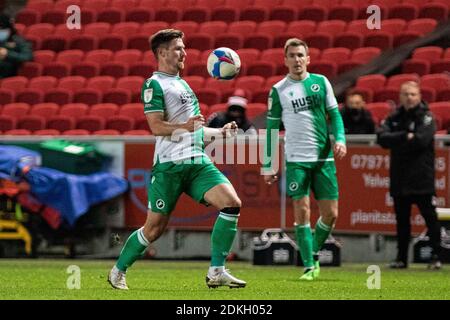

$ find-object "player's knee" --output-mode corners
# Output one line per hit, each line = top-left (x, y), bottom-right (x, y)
(220, 206), (240, 216)
(223, 197), (241, 209)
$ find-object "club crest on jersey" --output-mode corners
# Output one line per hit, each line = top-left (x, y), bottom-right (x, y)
(144, 88), (153, 103)
(311, 84), (320, 92)
(156, 199), (165, 209)
(289, 182), (299, 191)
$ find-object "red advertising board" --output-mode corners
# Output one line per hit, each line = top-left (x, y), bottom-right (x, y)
(125, 142), (449, 235)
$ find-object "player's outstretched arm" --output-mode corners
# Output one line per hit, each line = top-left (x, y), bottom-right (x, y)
(204, 121), (238, 140)
(146, 112), (205, 136)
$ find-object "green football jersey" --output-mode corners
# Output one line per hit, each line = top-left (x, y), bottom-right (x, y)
(142, 71), (204, 164)
(267, 72), (342, 163)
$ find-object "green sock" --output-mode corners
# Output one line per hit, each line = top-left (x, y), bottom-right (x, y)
(313, 217), (332, 253)
(210, 212), (238, 266)
(295, 224), (314, 268)
(116, 227), (149, 272)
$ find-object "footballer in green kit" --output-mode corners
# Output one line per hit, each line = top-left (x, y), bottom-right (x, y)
(108, 29), (246, 290)
(263, 38), (347, 281)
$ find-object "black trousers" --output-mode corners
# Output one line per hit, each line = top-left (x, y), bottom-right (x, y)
(393, 194), (441, 264)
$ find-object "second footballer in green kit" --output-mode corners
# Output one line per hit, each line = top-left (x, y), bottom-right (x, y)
(108, 29), (246, 290)
(263, 38), (347, 281)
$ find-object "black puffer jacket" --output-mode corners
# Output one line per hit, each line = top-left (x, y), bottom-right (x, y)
(377, 101), (436, 197)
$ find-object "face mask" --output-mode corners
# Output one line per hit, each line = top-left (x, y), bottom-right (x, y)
(0, 29), (10, 42)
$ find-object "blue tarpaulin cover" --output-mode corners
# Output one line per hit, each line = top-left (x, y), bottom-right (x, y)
(0, 145), (128, 226)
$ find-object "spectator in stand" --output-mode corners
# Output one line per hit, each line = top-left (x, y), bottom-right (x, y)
(340, 90), (375, 134)
(0, 13), (32, 79)
(207, 89), (256, 134)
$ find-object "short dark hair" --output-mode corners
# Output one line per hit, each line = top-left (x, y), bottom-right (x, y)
(284, 38), (309, 56)
(150, 29), (184, 59)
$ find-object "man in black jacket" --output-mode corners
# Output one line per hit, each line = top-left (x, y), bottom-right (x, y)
(0, 13), (33, 79)
(377, 81), (441, 269)
(341, 90), (375, 134)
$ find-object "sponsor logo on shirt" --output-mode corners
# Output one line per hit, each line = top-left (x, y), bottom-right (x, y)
(290, 94), (322, 113)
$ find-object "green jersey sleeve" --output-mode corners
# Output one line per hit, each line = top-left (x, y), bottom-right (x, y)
(263, 87), (282, 172)
(142, 78), (165, 113)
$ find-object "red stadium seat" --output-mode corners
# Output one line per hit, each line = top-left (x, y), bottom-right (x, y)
(211, 6), (239, 23)
(86, 76), (116, 93)
(304, 33), (333, 50)
(309, 61), (337, 79)
(56, 50), (85, 65)
(186, 62), (210, 77)
(198, 21), (227, 36)
(140, 22), (170, 36)
(375, 19), (406, 36)
(62, 129), (90, 135)
(420, 86), (437, 104)
(98, 35), (126, 52)
(430, 60), (450, 74)
(213, 34), (243, 51)
(89, 103), (119, 119)
(77, 115), (105, 132)
(196, 89), (221, 106)
(59, 103), (89, 119)
(58, 76), (87, 91)
(346, 19), (370, 35)
(239, 7), (269, 23)
(351, 47), (381, 63)
(257, 21), (287, 37)
(374, 88), (400, 104)
(363, 32), (393, 50)
(119, 103), (145, 120)
(328, 5), (357, 22)
(123, 130), (151, 135)
(1, 76), (28, 91)
(102, 88), (131, 105)
(246, 103), (266, 119)
(235, 76), (265, 91)
(333, 32), (364, 50)
(418, 3), (448, 21)
(34, 129), (60, 136)
(42, 62), (71, 78)
(26, 0), (54, 13)
(429, 102), (450, 130)
(129, 63), (155, 79)
(41, 36), (67, 52)
(97, 8), (124, 24)
(407, 19), (438, 35)
(25, 23), (54, 38)
(155, 8), (182, 24)
(286, 20), (317, 36)
(18, 62), (43, 78)
(17, 115), (45, 132)
(73, 89), (102, 105)
(106, 116), (135, 133)
(4, 129), (32, 135)
(356, 74), (387, 91)
(69, 35), (98, 52)
(388, 4), (419, 21)
(100, 62), (128, 78)
(182, 7), (211, 23)
(116, 76), (145, 91)
(224, 0), (253, 8)
(28, 76), (58, 92)
(321, 47), (351, 61)
(246, 61), (277, 77)
(172, 21), (200, 37)
(298, 5), (328, 22)
(30, 103), (59, 118)
(437, 88), (450, 102)
(47, 115), (76, 132)
(316, 20), (346, 36)
(16, 9), (41, 26)
(412, 46), (443, 62)
(393, 31), (422, 48)
(402, 59), (430, 76)
(421, 74), (450, 91)
(125, 7), (154, 23)
(237, 49), (261, 63)
(269, 6), (298, 22)
(0, 115), (17, 132)
(386, 73), (420, 89)
(111, 22), (140, 38)
(127, 35), (152, 51)
(244, 34), (273, 50)
(41, 9), (66, 25)
(204, 78), (235, 92)
(54, 23), (82, 40)
(84, 22), (112, 37)
(44, 89), (73, 105)
(186, 34), (214, 51)
(92, 129), (121, 135)
(33, 50), (55, 65)
(15, 89), (44, 104)
(110, 0), (138, 9)
(0, 89), (15, 105)
(228, 21), (258, 37)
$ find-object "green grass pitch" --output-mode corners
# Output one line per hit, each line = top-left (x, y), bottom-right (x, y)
(0, 259), (449, 300)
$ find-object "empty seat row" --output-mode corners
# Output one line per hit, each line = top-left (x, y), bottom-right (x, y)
(17, 2), (449, 25)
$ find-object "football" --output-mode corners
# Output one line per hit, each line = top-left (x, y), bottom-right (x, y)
(206, 47), (241, 80)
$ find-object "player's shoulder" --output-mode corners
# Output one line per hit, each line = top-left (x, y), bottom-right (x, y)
(309, 72), (329, 83)
(143, 74), (163, 89)
(271, 76), (289, 91)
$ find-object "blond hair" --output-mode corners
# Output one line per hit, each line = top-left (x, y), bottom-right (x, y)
(284, 38), (309, 56)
